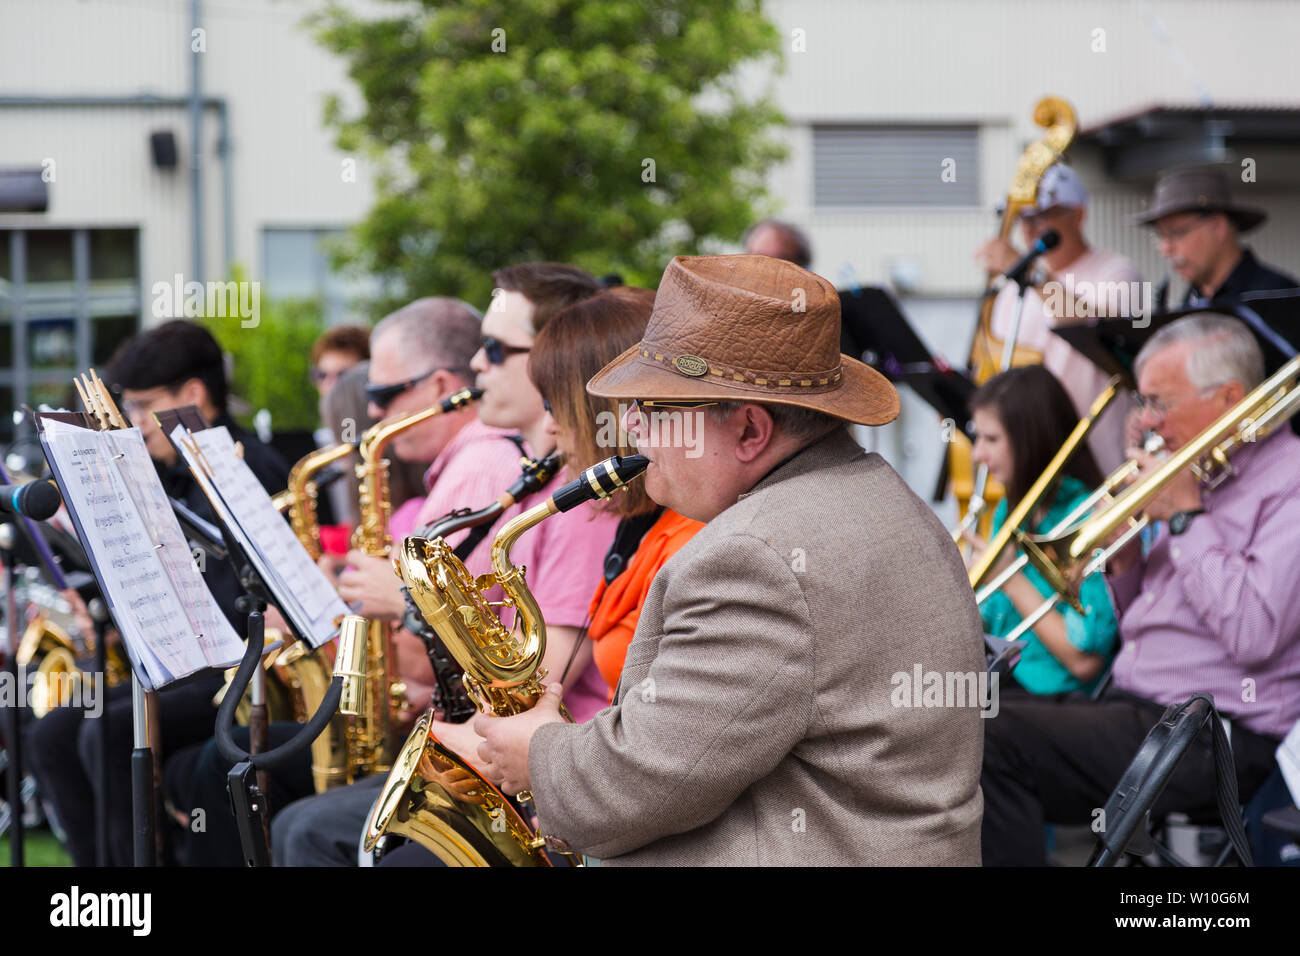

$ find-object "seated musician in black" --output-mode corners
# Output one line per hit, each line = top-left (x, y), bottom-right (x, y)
(1137, 166), (1299, 309)
(23, 320), (288, 866)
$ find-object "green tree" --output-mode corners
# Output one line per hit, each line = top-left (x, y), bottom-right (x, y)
(313, 0), (787, 311)
(202, 275), (328, 431)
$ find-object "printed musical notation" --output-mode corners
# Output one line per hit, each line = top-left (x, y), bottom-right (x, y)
(38, 419), (243, 687)
(173, 424), (346, 649)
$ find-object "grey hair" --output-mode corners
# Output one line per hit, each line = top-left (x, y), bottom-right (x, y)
(705, 400), (846, 442)
(371, 296), (483, 382)
(1133, 313), (1264, 393)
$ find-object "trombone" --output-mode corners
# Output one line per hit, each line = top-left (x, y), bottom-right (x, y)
(967, 377), (1122, 590)
(973, 430), (1164, 642)
(1008, 353), (1300, 630)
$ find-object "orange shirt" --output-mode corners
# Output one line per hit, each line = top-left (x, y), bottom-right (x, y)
(587, 509), (704, 700)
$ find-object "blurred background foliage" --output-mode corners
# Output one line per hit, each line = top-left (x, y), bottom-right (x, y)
(312, 0), (787, 313)
(201, 266), (332, 431)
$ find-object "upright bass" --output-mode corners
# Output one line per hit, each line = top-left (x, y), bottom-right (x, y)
(948, 96), (1077, 534)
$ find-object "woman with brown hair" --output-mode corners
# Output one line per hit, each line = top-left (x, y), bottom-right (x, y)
(528, 286), (704, 699)
(964, 364), (1118, 695)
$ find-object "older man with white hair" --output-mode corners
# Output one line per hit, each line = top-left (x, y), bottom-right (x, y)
(980, 313), (1300, 866)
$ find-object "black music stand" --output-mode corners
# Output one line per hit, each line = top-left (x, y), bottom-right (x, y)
(1052, 288), (1300, 380)
(839, 286), (976, 427)
(158, 406), (344, 867)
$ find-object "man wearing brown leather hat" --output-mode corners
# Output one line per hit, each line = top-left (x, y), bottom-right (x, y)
(475, 254), (986, 866)
(1137, 166), (1298, 308)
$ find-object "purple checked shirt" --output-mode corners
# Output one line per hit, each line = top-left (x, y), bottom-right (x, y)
(1107, 426), (1300, 740)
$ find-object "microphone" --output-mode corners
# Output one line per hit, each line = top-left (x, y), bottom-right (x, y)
(1001, 229), (1060, 285)
(0, 480), (62, 521)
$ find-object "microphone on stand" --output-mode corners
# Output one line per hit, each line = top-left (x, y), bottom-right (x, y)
(982, 230), (1062, 297)
(0, 480), (61, 521)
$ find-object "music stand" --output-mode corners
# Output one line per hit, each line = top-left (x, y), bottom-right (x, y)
(839, 286), (976, 427)
(1052, 289), (1300, 435)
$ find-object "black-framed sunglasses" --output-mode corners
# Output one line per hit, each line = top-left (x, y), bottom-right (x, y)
(481, 336), (531, 365)
(365, 368), (466, 410)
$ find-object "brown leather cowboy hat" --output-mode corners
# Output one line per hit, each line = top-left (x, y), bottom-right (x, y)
(1133, 166), (1267, 233)
(587, 254), (900, 426)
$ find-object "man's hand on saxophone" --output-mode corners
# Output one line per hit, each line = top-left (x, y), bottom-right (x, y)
(337, 548), (408, 620)
(473, 682), (567, 796)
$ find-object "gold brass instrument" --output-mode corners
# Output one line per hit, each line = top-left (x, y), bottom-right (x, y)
(213, 628), (349, 793)
(402, 448), (565, 724)
(276, 442), (359, 559)
(950, 96), (1078, 540)
(968, 377), (1121, 589)
(363, 454), (648, 867)
(974, 431), (1165, 642)
(1010, 354), (1300, 624)
(343, 386), (482, 783)
(17, 610), (129, 718)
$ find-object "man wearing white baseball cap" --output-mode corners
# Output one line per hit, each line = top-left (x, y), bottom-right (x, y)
(974, 162), (1141, 473)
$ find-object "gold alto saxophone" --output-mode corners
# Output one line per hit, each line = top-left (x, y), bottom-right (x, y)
(401, 448), (565, 724)
(275, 442), (360, 559)
(363, 454), (648, 867)
(343, 386), (482, 782)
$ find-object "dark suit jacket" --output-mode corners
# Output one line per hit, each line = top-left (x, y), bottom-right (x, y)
(159, 413), (289, 633)
(529, 429), (985, 865)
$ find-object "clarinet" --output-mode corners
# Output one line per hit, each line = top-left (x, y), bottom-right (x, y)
(399, 449), (564, 723)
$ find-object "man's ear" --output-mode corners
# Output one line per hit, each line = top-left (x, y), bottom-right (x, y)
(176, 377), (207, 410)
(733, 403), (777, 464)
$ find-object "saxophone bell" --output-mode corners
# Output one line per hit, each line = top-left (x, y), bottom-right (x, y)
(364, 454), (648, 865)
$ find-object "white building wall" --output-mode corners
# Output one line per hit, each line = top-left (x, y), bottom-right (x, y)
(2, 0), (1298, 497)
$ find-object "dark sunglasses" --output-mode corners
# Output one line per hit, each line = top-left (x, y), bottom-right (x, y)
(481, 336), (531, 365)
(365, 368), (467, 410)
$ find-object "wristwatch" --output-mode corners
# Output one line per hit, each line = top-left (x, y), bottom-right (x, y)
(1169, 509), (1204, 535)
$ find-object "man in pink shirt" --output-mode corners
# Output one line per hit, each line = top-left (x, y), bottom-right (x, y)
(274, 263), (617, 866)
(980, 314), (1300, 865)
(976, 163), (1142, 472)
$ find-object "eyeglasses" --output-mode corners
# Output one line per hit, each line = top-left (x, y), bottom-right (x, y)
(120, 386), (181, 419)
(1153, 215), (1212, 246)
(1130, 383), (1226, 419)
(542, 398), (551, 413)
(481, 336), (531, 365)
(365, 368), (468, 410)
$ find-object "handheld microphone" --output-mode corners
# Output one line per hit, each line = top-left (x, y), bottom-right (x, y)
(0, 480), (62, 521)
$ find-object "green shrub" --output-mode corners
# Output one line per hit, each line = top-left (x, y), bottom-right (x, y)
(202, 284), (329, 432)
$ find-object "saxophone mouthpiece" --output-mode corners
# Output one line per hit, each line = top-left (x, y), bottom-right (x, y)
(334, 614), (369, 716)
(552, 455), (649, 513)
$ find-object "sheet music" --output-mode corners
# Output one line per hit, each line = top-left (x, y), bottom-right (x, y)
(102, 429), (243, 668)
(39, 419), (211, 687)
(171, 424), (347, 649)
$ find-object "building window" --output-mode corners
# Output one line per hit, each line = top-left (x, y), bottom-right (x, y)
(262, 227), (374, 326)
(813, 125), (980, 207)
(0, 228), (141, 444)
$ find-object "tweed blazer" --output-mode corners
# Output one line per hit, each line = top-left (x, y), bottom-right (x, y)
(529, 429), (985, 865)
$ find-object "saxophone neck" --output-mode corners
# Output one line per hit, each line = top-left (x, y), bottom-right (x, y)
(490, 499), (560, 581)
(358, 388), (482, 464)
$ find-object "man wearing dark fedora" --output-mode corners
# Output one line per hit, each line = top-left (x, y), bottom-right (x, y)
(1137, 166), (1298, 308)
(474, 254), (986, 865)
